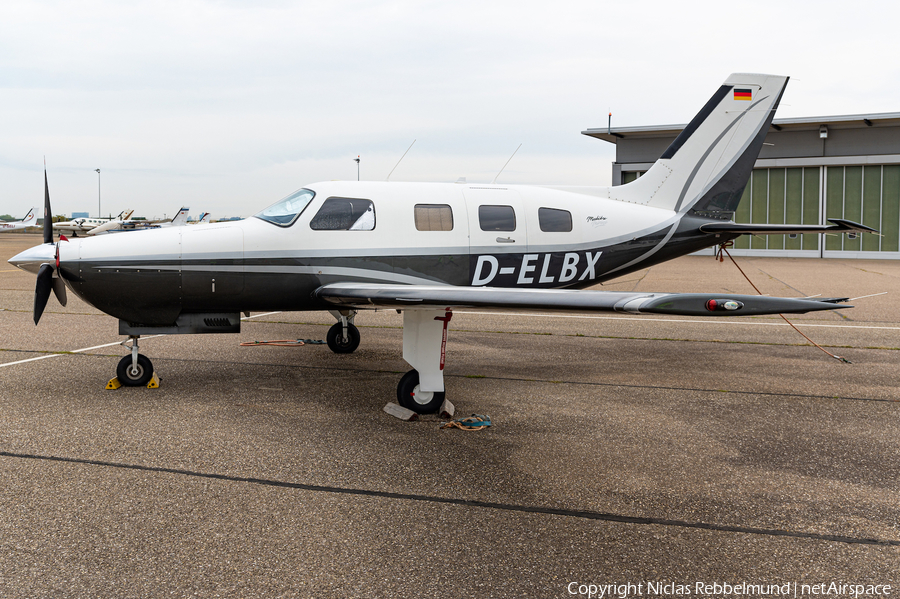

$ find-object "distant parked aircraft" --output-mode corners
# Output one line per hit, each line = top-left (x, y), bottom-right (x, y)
(87, 207), (193, 235)
(53, 210), (134, 237)
(0, 208), (37, 232)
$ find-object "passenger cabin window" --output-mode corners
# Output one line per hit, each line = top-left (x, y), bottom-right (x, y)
(309, 197), (375, 231)
(538, 208), (572, 232)
(254, 188), (315, 227)
(415, 204), (453, 231)
(478, 205), (516, 232)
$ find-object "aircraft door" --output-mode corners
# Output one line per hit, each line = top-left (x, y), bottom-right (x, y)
(463, 188), (530, 287)
(181, 226), (245, 307)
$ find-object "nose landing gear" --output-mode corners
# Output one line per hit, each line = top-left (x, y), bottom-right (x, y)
(114, 335), (155, 387)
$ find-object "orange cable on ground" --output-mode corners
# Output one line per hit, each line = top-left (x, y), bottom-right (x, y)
(240, 339), (305, 347)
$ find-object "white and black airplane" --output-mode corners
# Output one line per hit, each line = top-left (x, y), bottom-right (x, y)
(10, 73), (876, 413)
(87, 206), (193, 235)
(0, 207), (37, 232)
(53, 210), (135, 237)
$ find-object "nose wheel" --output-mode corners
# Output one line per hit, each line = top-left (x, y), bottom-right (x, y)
(115, 354), (154, 387)
(115, 335), (155, 387)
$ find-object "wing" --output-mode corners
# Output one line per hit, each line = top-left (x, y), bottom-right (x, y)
(316, 283), (850, 317)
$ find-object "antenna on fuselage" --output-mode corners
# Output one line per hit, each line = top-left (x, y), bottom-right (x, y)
(385, 140), (415, 182)
(491, 143), (522, 185)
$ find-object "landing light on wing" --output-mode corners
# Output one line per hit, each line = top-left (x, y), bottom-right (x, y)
(705, 299), (742, 312)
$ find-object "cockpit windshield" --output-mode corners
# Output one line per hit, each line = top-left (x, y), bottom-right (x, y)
(254, 188), (315, 226)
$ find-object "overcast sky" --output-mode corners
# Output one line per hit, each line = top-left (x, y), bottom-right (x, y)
(1, 0), (897, 219)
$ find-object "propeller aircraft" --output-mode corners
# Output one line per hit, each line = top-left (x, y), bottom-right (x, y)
(87, 206), (193, 235)
(10, 73), (876, 413)
(53, 210), (134, 237)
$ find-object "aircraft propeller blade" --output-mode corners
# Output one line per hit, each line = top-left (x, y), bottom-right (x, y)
(34, 263), (53, 325)
(42, 168), (53, 244)
(51, 273), (67, 307)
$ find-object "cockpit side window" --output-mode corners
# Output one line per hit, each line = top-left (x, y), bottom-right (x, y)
(310, 197), (376, 231)
(254, 188), (315, 227)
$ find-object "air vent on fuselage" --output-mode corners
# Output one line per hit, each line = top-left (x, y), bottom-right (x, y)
(204, 317), (232, 327)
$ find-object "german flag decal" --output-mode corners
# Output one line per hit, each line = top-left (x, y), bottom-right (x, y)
(734, 88), (752, 101)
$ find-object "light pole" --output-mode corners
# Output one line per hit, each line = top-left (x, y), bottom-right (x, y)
(354, 156), (360, 181)
(95, 168), (101, 218)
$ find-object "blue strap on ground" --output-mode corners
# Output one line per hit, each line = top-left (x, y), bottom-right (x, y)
(441, 414), (491, 430)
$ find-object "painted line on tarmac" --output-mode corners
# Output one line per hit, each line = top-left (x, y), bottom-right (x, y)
(0, 336), (166, 368)
(456, 311), (900, 331)
(0, 311), (282, 369)
(1, 450), (897, 547)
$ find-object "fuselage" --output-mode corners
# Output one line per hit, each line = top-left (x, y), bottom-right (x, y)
(51, 180), (731, 325)
(0, 221), (32, 231)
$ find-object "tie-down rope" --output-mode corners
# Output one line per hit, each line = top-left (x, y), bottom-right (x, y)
(716, 241), (850, 364)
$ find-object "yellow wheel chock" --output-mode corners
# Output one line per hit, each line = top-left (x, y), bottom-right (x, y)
(105, 372), (160, 390)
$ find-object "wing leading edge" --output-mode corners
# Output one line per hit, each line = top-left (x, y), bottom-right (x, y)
(316, 283), (850, 317)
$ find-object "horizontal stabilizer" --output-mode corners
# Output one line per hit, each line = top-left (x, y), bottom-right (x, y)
(699, 218), (877, 236)
(316, 283), (850, 317)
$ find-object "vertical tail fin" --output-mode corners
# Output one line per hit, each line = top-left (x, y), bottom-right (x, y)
(609, 73), (789, 219)
(170, 207), (190, 226)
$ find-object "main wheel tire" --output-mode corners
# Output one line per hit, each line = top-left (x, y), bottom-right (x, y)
(397, 369), (445, 414)
(326, 322), (361, 354)
(116, 354), (154, 387)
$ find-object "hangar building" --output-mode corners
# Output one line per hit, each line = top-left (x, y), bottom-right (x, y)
(584, 113), (900, 259)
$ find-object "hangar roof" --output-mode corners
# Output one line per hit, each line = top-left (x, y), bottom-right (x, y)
(583, 113), (900, 144)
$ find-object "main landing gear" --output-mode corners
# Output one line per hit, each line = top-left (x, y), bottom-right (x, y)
(396, 309), (453, 414)
(397, 369), (445, 413)
(325, 308), (454, 415)
(326, 309), (360, 354)
(111, 311), (457, 410)
(116, 335), (154, 386)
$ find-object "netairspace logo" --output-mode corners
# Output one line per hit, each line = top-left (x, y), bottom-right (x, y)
(565, 581), (893, 598)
